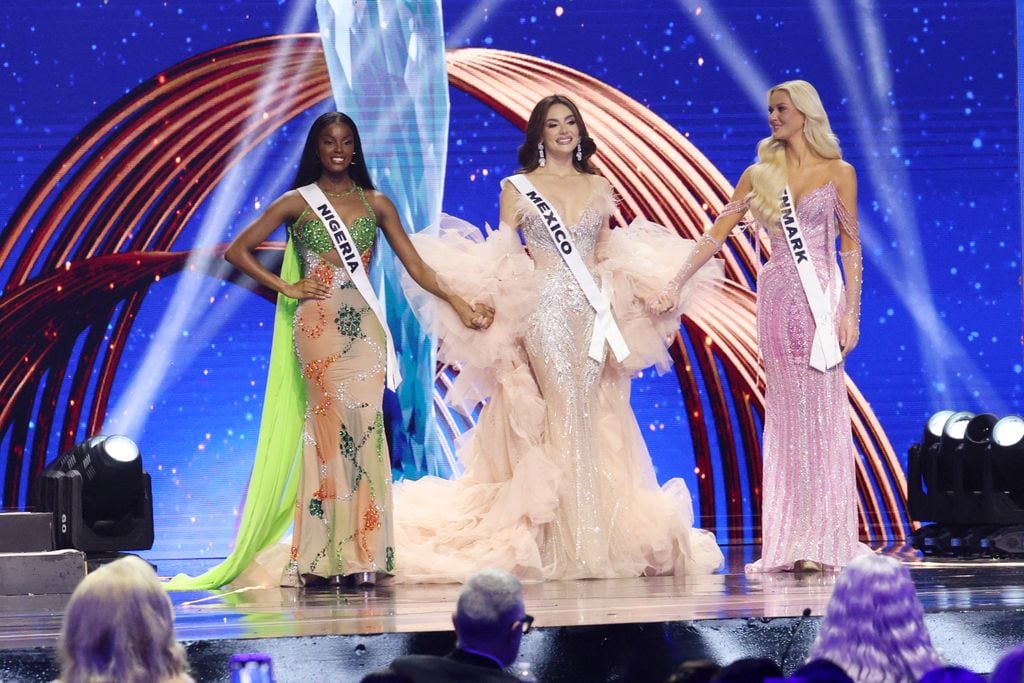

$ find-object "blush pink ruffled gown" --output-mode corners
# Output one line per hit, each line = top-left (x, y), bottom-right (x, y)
(392, 182), (725, 582)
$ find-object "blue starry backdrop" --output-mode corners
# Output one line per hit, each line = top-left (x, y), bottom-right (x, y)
(0, 1), (1019, 558)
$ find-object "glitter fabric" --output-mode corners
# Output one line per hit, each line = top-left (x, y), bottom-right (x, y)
(389, 181), (724, 582)
(518, 189), (611, 574)
(284, 201), (393, 586)
(747, 182), (869, 572)
(290, 186), (378, 256)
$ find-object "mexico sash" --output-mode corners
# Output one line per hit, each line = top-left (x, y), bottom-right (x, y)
(297, 183), (402, 389)
(780, 186), (842, 372)
(506, 174), (630, 363)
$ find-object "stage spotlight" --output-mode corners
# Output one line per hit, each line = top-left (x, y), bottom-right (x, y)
(908, 409), (958, 524)
(992, 415), (1024, 498)
(39, 435), (154, 553)
(961, 413), (998, 492)
(922, 409), (956, 452)
(993, 415), (1024, 449)
(936, 411), (975, 492)
(943, 411), (975, 440)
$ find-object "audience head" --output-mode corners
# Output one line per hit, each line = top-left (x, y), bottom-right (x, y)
(58, 555), (191, 683)
(917, 666), (985, 683)
(791, 658), (854, 683)
(710, 657), (782, 683)
(666, 658), (720, 683)
(991, 644), (1024, 683)
(809, 554), (941, 683)
(453, 568), (529, 668)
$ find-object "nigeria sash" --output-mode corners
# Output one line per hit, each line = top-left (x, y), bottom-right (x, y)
(297, 183), (402, 389)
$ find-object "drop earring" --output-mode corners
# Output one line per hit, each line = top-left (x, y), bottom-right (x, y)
(575, 141), (583, 162)
(537, 142), (546, 168)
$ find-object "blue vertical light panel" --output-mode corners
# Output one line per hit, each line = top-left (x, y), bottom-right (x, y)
(315, 0), (450, 476)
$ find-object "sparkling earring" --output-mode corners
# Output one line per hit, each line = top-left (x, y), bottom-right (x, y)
(575, 141), (583, 162)
(537, 142), (546, 167)
(350, 151), (358, 165)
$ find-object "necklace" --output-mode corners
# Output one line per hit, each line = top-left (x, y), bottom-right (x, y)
(317, 182), (359, 198)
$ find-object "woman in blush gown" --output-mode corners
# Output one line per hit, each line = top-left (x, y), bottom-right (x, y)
(392, 95), (724, 582)
(648, 80), (870, 573)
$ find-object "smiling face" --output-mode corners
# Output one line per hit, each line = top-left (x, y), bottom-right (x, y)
(542, 102), (579, 153)
(317, 122), (356, 174)
(768, 90), (806, 143)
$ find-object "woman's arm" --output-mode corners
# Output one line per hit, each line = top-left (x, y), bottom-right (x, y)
(372, 192), (493, 330)
(646, 167), (754, 314)
(224, 192), (331, 301)
(834, 161), (861, 356)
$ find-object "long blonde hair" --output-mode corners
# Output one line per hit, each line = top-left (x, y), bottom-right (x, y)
(747, 80), (842, 226)
(58, 556), (190, 683)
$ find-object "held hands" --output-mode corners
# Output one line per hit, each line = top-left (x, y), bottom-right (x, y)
(453, 297), (495, 331)
(644, 286), (680, 316)
(282, 278), (331, 301)
(839, 312), (860, 356)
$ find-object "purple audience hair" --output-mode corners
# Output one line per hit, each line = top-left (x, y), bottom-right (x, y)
(808, 554), (942, 683)
(990, 645), (1024, 683)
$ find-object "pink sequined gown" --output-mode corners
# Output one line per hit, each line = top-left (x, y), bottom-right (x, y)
(747, 182), (870, 572)
(392, 182), (725, 582)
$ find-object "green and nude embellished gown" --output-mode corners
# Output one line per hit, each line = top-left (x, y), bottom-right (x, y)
(282, 188), (394, 585)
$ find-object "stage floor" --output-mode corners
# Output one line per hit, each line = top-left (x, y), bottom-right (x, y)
(4, 546), (1024, 681)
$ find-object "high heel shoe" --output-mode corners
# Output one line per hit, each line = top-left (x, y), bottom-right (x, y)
(793, 559), (823, 573)
(301, 573), (331, 587)
(350, 571), (376, 587)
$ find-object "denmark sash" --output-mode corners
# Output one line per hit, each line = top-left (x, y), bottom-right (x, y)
(780, 186), (842, 372)
(297, 183), (401, 389)
(506, 174), (630, 363)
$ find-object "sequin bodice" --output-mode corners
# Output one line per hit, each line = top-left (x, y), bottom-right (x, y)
(518, 192), (605, 273)
(291, 186), (377, 279)
(762, 183), (841, 290)
(766, 183), (837, 260)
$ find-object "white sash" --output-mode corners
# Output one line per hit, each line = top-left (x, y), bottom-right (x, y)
(780, 186), (843, 372)
(297, 183), (401, 389)
(506, 174), (630, 363)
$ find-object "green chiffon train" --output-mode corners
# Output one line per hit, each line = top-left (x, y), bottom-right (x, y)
(165, 238), (306, 591)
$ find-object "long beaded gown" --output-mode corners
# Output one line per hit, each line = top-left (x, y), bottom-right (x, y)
(741, 182), (870, 572)
(392, 181), (724, 582)
(282, 187), (395, 585)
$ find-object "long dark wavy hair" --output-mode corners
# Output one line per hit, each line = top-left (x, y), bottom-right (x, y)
(516, 95), (598, 174)
(292, 112), (376, 190)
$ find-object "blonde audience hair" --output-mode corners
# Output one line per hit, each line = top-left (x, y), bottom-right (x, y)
(747, 80), (842, 227)
(58, 555), (191, 683)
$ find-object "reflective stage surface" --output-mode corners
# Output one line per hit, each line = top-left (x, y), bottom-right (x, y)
(3, 547), (1024, 681)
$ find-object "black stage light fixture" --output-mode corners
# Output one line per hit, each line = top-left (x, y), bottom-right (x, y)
(39, 435), (154, 553)
(990, 415), (1024, 510)
(961, 413), (998, 495)
(935, 410), (975, 493)
(908, 410), (956, 523)
(923, 410), (956, 453)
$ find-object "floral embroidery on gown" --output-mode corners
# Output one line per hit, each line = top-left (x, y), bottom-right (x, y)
(281, 189), (395, 585)
(394, 180), (724, 583)
(744, 182), (871, 572)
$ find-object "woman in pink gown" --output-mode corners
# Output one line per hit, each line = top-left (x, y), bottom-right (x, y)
(392, 95), (724, 582)
(649, 80), (868, 572)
